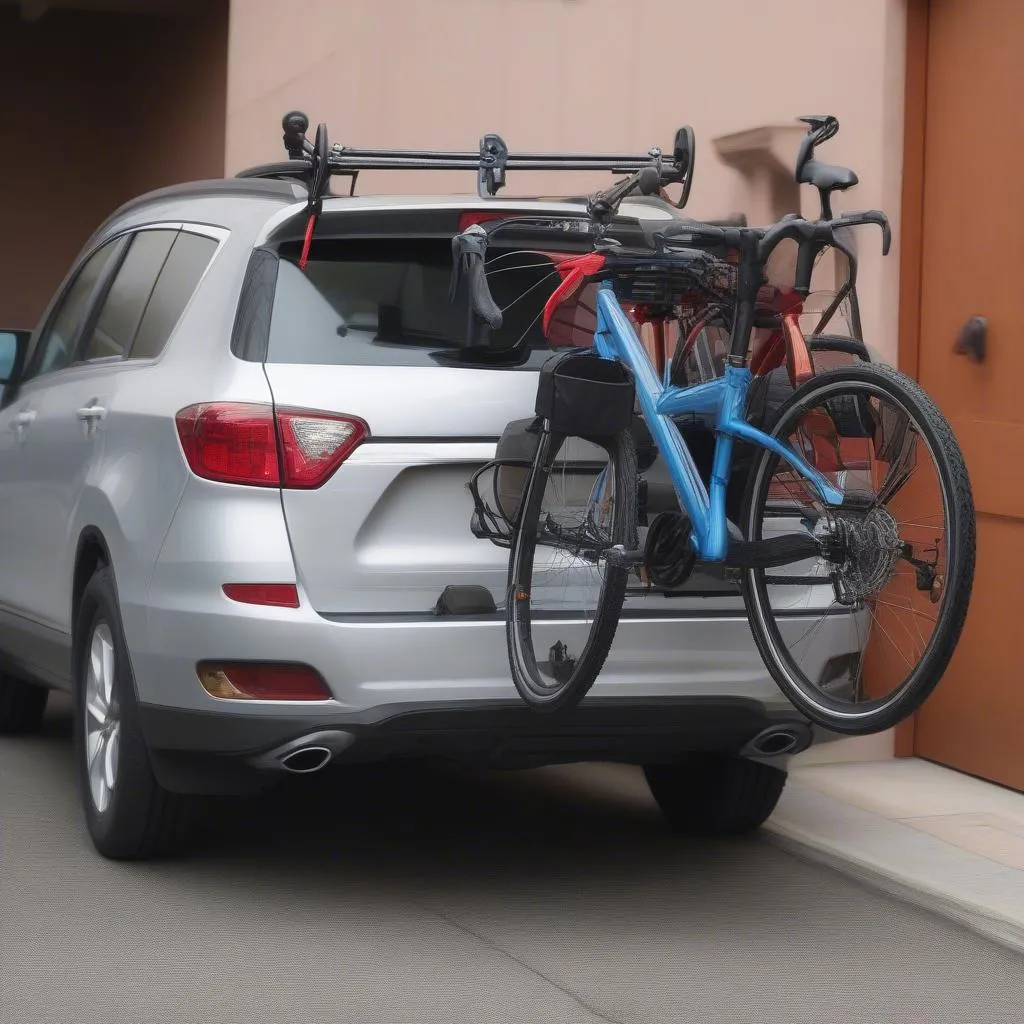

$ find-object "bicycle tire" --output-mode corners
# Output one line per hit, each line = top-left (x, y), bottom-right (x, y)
(740, 363), (976, 735)
(506, 427), (638, 712)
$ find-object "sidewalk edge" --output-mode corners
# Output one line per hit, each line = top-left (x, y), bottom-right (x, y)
(763, 816), (1024, 956)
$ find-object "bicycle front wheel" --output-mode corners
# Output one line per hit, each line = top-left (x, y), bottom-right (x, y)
(741, 363), (975, 735)
(506, 427), (638, 712)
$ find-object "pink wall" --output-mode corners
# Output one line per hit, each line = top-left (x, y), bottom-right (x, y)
(226, 0), (906, 362)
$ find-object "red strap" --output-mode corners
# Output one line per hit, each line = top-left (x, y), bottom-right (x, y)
(542, 253), (606, 337)
(299, 213), (317, 270)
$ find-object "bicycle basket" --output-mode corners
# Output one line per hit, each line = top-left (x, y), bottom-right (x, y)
(535, 350), (635, 437)
(468, 417), (543, 547)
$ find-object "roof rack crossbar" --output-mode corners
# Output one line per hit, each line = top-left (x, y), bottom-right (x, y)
(237, 111), (695, 204)
(323, 154), (656, 172)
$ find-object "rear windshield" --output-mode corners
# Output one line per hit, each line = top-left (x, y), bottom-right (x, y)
(266, 237), (567, 369)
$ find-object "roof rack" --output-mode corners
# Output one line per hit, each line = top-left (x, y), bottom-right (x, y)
(235, 111), (696, 207)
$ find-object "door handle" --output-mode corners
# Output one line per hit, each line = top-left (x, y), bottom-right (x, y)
(954, 315), (987, 364)
(10, 409), (35, 441)
(76, 404), (107, 436)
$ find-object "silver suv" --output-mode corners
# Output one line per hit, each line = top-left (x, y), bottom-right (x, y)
(0, 170), (845, 859)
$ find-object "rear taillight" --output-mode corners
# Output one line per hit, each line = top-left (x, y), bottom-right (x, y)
(275, 409), (367, 488)
(197, 662), (332, 701)
(175, 403), (368, 489)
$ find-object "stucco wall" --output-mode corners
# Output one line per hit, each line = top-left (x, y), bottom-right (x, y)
(226, 0), (907, 363)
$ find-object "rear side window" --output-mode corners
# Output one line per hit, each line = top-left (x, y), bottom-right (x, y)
(27, 240), (117, 378)
(81, 230), (177, 361)
(265, 238), (559, 369)
(129, 231), (218, 360)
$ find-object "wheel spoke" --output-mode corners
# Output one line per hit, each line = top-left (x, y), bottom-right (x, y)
(86, 729), (104, 772)
(99, 632), (115, 708)
(104, 724), (120, 791)
(85, 694), (107, 725)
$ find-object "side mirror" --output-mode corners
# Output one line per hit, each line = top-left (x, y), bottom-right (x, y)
(0, 330), (30, 386)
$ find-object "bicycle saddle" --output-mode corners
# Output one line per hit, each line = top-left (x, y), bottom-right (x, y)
(798, 159), (858, 193)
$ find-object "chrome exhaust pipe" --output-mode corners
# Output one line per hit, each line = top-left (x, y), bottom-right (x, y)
(280, 746), (333, 774)
(252, 729), (355, 774)
(742, 722), (813, 758)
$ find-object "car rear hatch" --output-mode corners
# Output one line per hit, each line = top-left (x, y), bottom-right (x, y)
(249, 201), (755, 617)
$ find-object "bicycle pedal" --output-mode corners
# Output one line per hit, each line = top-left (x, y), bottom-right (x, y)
(725, 533), (821, 569)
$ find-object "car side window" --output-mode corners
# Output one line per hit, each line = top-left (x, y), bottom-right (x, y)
(80, 229), (178, 362)
(128, 231), (218, 360)
(26, 241), (117, 379)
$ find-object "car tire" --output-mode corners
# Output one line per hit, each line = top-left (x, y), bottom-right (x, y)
(74, 566), (193, 860)
(0, 671), (49, 734)
(643, 754), (787, 838)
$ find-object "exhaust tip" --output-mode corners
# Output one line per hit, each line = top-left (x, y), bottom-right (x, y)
(280, 746), (333, 774)
(755, 731), (800, 756)
(743, 723), (812, 758)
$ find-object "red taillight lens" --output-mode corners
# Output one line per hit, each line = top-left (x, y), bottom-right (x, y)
(175, 403), (279, 486)
(276, 408), (367, 488)
(175, 403), (368, 489)
(197, 662), (331, 701)
(222, 583), (300, 608)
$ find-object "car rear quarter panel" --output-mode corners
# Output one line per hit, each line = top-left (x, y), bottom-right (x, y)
(68, 205), (281, 661)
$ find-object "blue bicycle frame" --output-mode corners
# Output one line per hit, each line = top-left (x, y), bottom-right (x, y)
(590, 282), (844, 563)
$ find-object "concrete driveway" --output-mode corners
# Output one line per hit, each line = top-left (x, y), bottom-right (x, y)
(2, 696), (1022, 1024)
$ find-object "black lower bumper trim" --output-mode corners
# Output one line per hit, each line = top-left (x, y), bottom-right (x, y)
(138, 697), (808, 795)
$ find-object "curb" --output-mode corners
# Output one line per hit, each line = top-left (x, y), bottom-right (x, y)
(763, 782), (1024, 957)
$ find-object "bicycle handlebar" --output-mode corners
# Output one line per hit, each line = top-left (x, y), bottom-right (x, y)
(656, 208), (891, 293)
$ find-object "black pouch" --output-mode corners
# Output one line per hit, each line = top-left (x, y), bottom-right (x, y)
(534, 350), (635, 437)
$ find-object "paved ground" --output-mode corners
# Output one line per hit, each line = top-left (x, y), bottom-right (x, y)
(2, 697), (1023, 1024)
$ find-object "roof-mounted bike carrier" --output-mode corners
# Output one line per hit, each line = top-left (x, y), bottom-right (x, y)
(236, 112), (695, 270)
(236, 111), (696, 205)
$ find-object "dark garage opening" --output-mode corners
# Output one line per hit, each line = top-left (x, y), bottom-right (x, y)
(0, 0), (229, 329)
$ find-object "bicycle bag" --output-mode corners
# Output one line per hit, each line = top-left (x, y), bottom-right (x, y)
(534, 350), (635, 437)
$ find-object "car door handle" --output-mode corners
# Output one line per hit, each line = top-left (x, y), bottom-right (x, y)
(75, 406), (107, 422)
(10, 409), (35, 443)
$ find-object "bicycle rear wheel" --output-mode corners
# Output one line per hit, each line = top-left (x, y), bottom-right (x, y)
(740, 363), (975, 735)
(506, 427), (638, 712)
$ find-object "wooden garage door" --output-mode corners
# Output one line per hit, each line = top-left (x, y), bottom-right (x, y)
(908, 0), (1024, 790)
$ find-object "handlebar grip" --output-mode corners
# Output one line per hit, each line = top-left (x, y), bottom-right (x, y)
(795, 240), (817, 295)
(450, 225), (503, 330)
(467, 258), (503, 330)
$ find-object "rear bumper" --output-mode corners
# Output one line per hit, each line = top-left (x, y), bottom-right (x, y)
(138, 695), (817, 794)
(126, 533), (856, 793)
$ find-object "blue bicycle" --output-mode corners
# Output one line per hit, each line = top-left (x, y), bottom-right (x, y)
(458, 116), (975, 734)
